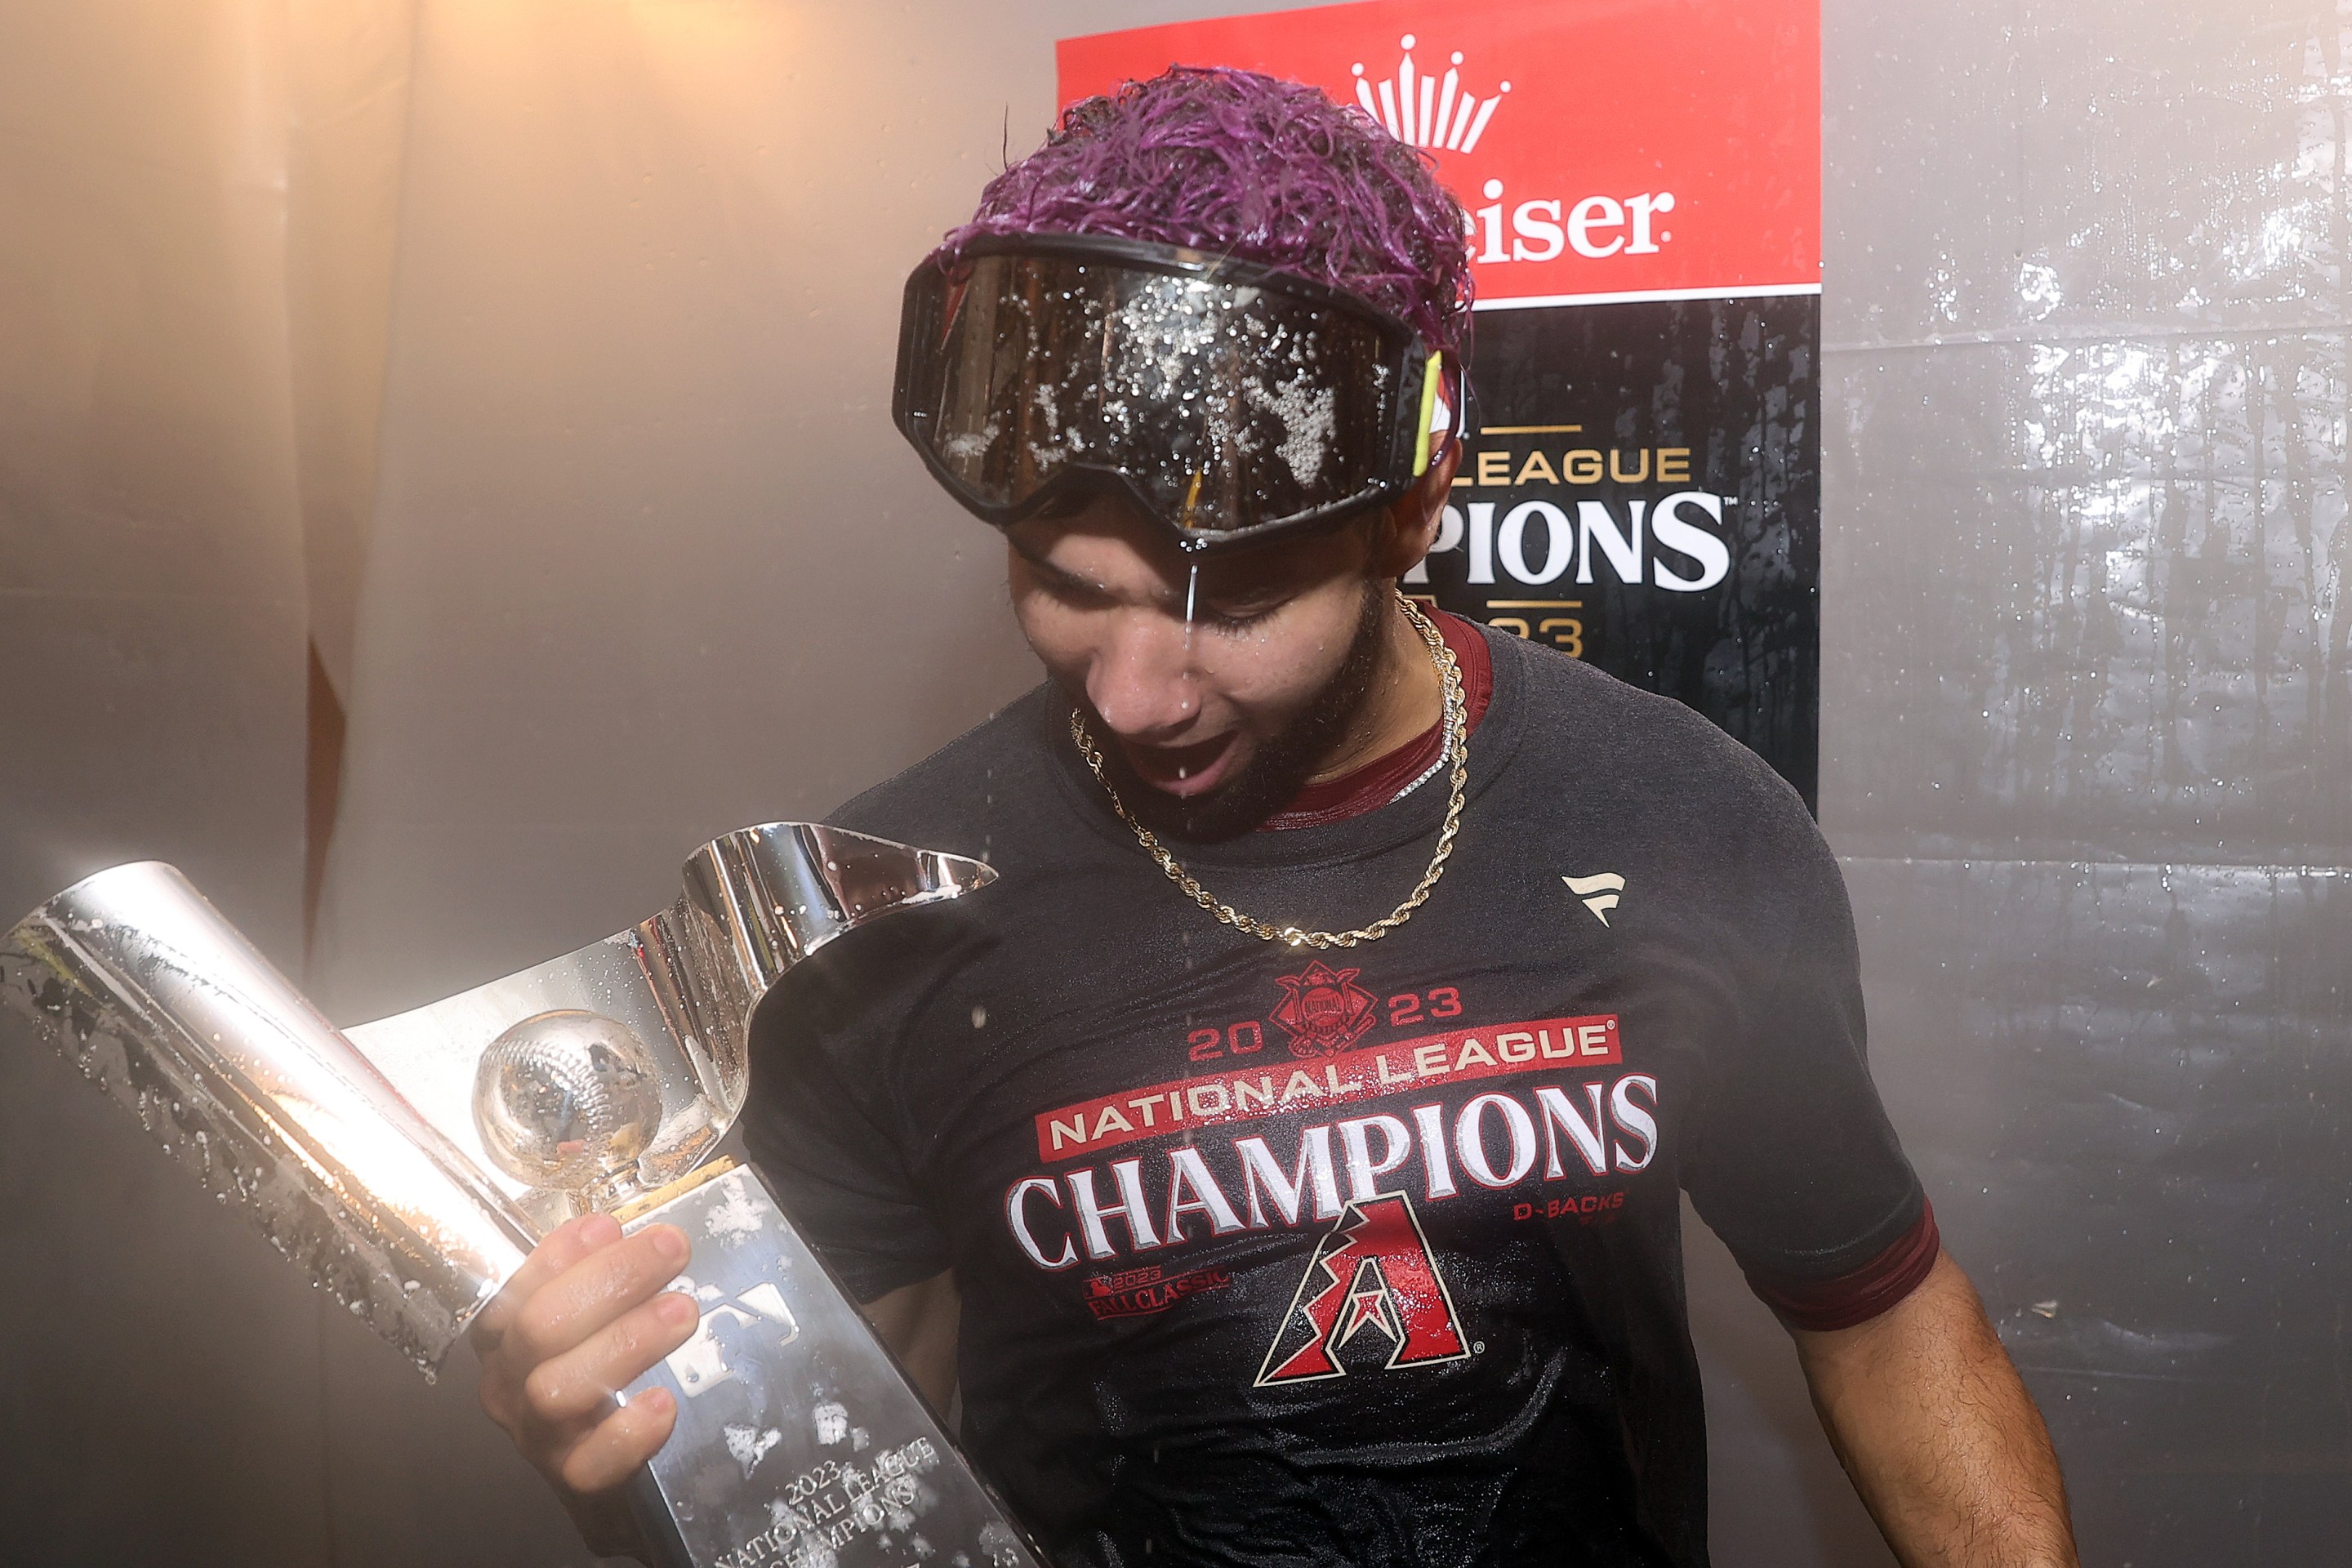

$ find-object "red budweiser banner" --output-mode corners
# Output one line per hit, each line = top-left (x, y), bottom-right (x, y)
(1059, 0), (1826, 811)
(1059, 0), (1819, 308)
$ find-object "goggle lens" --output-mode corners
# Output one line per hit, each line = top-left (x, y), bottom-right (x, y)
(898, 245), (1428, 547)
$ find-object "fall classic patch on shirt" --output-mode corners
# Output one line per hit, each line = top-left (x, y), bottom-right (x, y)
(746, 628), (1925, 1568)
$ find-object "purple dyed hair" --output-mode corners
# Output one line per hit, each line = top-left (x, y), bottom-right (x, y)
(942, 66), (1473, 358)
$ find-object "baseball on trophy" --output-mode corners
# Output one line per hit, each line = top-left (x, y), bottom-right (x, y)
(470, 1009), (666, 1195)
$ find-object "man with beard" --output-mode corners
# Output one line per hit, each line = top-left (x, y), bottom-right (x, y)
(474, 68), (2078, 1568)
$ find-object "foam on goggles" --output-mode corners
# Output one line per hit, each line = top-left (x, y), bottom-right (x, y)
(893, 233), (1443, 552)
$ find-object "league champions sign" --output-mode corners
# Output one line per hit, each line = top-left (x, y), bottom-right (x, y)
(1061, 0), (1823, 804)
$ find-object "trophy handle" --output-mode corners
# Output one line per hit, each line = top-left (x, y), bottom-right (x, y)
(0, 862), (537, 1371)
(344, 822), (995, 1233)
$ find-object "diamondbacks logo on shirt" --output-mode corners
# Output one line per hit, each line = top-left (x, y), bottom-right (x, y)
(1271, 960), (1378, 1057)
(1256, 1191), (1471, 1386)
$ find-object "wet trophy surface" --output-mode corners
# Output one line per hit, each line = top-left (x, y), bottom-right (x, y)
(0, 822), (1041, 1568)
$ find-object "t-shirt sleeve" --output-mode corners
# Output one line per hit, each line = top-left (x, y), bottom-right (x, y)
(1677, 779), (1929, 1297)
(1745, 1200), (1941, 1330)
(738, 933), (959, 1304)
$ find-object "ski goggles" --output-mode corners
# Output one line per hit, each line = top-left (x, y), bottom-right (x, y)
(893, 233), (1454, 553)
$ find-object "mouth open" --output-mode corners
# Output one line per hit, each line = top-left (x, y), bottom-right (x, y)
(1118, 731), (1241, 798)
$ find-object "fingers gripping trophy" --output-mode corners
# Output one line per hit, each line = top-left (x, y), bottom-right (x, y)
(0, 824), (1041, 1568)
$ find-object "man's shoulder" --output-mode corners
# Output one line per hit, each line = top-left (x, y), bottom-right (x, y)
(1484, 626), (1819, 867)
(826, 681), (1060, 857)
(1491, 628), (1787, 789)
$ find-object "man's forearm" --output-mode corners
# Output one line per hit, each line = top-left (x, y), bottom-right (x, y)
(1791, 1250), (2078, 1567)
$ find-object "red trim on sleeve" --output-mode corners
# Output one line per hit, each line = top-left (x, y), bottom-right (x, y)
(1261, 612), (1494, 831)
(1744, 1200), (1941, 1332)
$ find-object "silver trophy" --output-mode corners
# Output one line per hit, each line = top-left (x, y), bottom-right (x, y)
(0, 823), (1040, 1568)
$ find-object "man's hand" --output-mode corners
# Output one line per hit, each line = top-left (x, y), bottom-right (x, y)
(472, 1213), (700, 1554)
(1793, 1250), (2079, 1567)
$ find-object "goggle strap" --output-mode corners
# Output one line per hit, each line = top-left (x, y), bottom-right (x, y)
(1414, 351), (1446, 477)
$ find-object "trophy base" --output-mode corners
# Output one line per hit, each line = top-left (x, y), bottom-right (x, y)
(617, 1162), (1040, 1568)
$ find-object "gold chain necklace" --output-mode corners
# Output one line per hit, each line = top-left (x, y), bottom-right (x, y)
(1070, 592), (1468, 950)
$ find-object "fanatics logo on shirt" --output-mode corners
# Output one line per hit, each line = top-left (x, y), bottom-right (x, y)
(1563, 871), (1626, 924)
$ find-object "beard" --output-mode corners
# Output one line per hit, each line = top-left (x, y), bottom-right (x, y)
(1071, 581), (1391, 844)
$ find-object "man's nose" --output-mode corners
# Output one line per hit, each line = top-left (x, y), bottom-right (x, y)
(1085, 608), (1200, 739)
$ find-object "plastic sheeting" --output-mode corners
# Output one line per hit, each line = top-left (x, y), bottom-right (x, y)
(302, 0), (1058, 1025)
(0, 3), (325, 1561)
(1821, 0), (2352, 1558)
